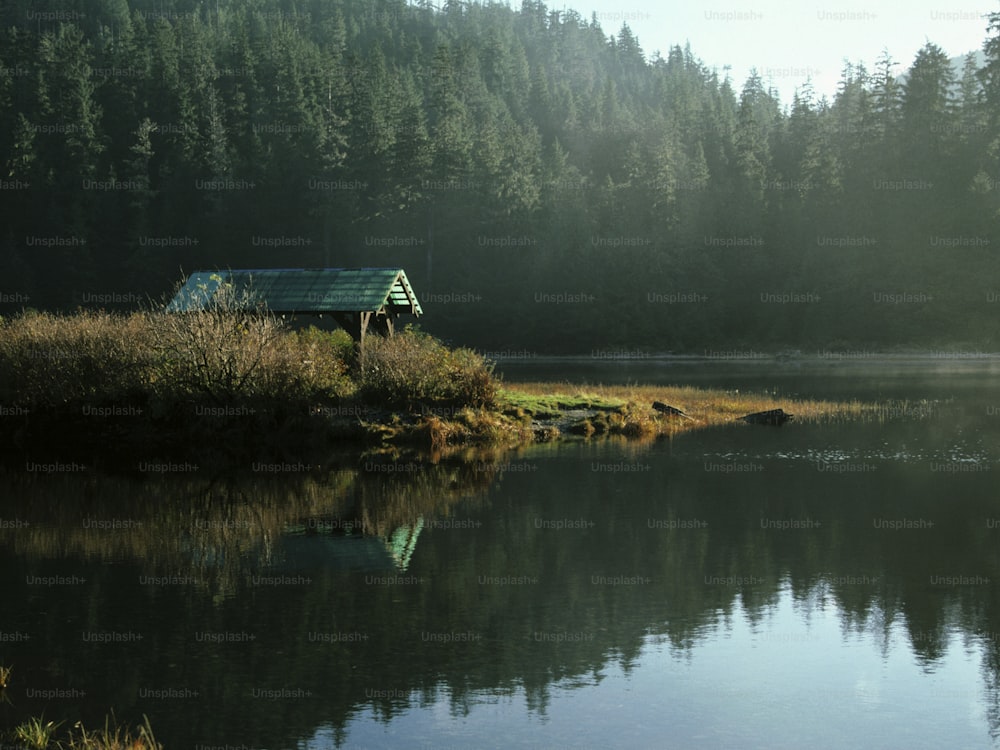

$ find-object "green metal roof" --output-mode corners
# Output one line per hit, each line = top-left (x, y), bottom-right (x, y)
(166, 268), (423, 316)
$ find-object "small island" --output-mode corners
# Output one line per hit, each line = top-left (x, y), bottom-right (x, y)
(0, 305), (873, 464)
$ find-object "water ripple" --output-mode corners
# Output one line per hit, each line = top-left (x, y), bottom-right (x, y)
(702, 446), (993, 466)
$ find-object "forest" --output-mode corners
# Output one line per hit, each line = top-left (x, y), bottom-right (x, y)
(1, 0), (999, 353)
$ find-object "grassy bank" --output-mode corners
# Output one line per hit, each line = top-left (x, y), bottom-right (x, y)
(499, 381), (873, 441)
(0, 309), (876, 457)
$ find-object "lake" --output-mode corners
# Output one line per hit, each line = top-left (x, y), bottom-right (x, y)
(2, 357), (1000, 749)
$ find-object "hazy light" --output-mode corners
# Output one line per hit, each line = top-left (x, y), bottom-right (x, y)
(569, 0), (991, 103)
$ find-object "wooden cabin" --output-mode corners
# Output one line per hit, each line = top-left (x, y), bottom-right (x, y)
(166, 267), (423, 346)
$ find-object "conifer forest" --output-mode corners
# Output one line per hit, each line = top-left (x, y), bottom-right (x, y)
(2, 0), (1000, 352)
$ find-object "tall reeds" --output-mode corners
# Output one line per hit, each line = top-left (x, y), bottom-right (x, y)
(8, 712), (161, 750)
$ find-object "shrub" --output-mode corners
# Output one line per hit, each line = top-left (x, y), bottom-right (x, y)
(149, 285), (356, 406)
(358, 328), (498, 409)
(0, 307), (495, 435)
(0, 310), (154, 409)
(445, 345), (499, 409)
(297, 325), (355, 363)
(294, 326), (355, 400)
(147, 282), (288, 403)
(0, 307), (358, 414)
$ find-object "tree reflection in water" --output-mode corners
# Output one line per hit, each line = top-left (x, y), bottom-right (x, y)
(1, 433), (1000, 747)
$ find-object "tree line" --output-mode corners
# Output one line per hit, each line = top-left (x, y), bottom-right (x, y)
(1, 0), (999, 352)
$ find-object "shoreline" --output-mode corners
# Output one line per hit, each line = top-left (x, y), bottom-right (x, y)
(0, 312), (888, 466)
(0, 381), (881, 470)
(491, 351), (1000, 364)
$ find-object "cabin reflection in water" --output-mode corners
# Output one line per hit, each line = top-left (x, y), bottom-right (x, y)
(278, 518), (424, 572)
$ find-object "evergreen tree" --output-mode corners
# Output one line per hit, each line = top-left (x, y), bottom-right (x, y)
(871, 49), (902, 145)
(0, 0), (998, 350)
(901, 42), (956, 162)
(733, 70), (777, 221)
(977, 11), (1000, 221)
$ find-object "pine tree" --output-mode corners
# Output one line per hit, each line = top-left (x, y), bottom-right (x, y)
(871, 49), (902, 144)
(345, 44), (399, 220)
(901, 42), (956, 159)
(974, 11), (1000, 221)
(427, 44), (474, 183)
(733, 70), (777, 214)
(980, 10), (1000, 126)
(36, 23), (105, 185)
(899, 42), (960, 238)
(391, 72), (432, 212)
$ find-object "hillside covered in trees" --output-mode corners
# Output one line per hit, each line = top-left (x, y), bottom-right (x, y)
(2, 0), (1000, 353)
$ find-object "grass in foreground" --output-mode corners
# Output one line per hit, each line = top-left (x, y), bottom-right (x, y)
(12, 716), (62, 750)
(8, 712), (160, 750)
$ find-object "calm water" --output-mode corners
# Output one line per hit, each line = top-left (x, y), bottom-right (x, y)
(3, 359), (1000, 749)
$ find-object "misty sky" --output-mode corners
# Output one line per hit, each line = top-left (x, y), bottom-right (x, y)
(565, 0), (992, 105)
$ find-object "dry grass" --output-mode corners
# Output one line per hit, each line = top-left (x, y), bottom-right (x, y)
(0, 309), (357, 413)
(416, 378), (867, 447)
(504, 380), (873, 438)
(63, 713), (161, 750)
(0, 310), (156, 409)
(0, 312), (492, 429)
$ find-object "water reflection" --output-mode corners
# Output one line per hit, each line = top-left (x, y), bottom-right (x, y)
(1, 379), (1000, 746)
(0, 452), (504, 597)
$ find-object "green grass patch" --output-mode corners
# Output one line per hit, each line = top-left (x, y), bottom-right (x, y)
(12, 715), (62, 750)
(500, 388), (626, 417)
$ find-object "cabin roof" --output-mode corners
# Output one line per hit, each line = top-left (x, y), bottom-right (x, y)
(165, 268), (423, 316)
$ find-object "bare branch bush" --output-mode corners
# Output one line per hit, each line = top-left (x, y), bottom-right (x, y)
(148, 280), (289, 404)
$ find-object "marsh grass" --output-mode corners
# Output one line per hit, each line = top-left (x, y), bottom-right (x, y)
(8, 712), (160, 750)
(64, 713), (161, 750)
(12, 716), (62, 750)
(365, 406), (531, 452)
(504, 381), (874, 438)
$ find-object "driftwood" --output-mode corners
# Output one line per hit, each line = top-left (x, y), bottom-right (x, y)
(740, 408), (793, 426)
(652, 402), (694, 420)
